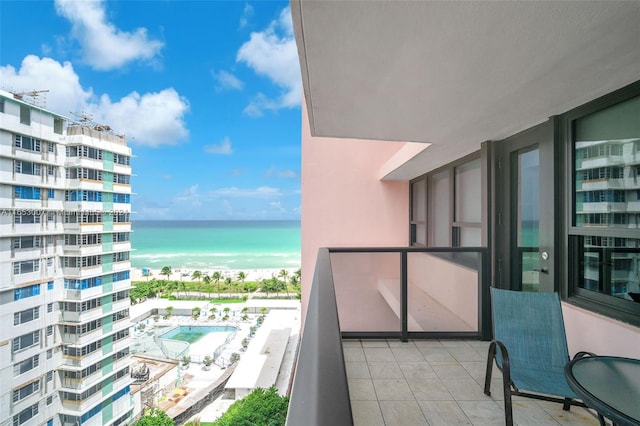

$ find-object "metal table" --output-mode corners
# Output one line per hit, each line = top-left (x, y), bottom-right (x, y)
(565, 356), (640, 426)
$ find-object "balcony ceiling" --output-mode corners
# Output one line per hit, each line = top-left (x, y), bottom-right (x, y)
(291, 1), (640, 179)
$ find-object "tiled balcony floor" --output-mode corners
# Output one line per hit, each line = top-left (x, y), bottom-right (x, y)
(343, 339), (601, 426)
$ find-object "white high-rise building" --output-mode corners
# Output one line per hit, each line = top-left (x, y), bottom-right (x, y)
(0, 90), (133, 426)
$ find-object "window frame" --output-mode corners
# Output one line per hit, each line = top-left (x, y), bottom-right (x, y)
(563, 80), (640, 326)
(409, 151), (485, 248)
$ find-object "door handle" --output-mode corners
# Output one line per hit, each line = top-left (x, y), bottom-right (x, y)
(533, 267), (549, 274)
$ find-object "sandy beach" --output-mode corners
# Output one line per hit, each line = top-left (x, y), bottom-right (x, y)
(131, 267), (299, 283)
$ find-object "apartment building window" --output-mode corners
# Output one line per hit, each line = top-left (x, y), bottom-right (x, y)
(114, 212), (130, 223)
(14, 355), (39, 376)
(0, 98), (4, 112)
(13, 402), (38, 426)
(13, 380), (39, 403)
(54, 117), (63, 134)
(14, 135), (40, 151)
(14, 213), (41, 224)
(47, 303), (53, 313)
(47, 349), (53, 359)
(46, 325), (53, 337)
(113, 232), (130, 242)
(113, 270), (130, 281)
(13, 330), (40, 352)
(13, 260), (40, 275)
(14, 186), (41, 200)
(410, 154), (482, 247)
(568, 89), (640, 325)
(114, 173), (130, 184)
(14, 160), (41, 176)
(13, 236), (41, 249)
(46, 371), (53, 382)
(14, 307), (40, 326)
(19, 105), (30, 125)
(46, 396), (53, 406)
(47, 165), (54, 176)
(113, 251), (130, 262)
(114, 153), (131, 165)
(113, 193), (130, 203)
(14, 283), (40, 300)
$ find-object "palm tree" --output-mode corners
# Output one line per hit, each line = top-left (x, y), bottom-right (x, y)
(203, 275), (212, 299)
(160, 266), (172, 282)
(237, 271), (247, 293)
(192, 270), (202, 295)
(224, 277), (233, 297)
(179, 280), (187, 299)
(278, 269), (290, 298)
(212, 271), (222, 299)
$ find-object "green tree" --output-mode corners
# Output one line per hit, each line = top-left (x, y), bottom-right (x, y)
(212, 271), (222, 299)
(160, 266), (172, 282)
(134, 408), (174, 426)
(278, 269), (290, 298)
(212, 387), (288, 426)
(202, 275), (212, 299)
(224, 277), (233, 296)
(191, 270), (202, 295)
(237, 271), (247, 294)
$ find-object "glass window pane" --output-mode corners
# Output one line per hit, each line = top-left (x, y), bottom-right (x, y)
(579, 236), (640, 301)
(574, 96), (640, 229)
(429, 170), (450, 246)
(455, 158), (481, 223)
(412, 179), (426, 221)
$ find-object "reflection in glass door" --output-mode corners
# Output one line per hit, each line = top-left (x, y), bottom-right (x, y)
(516, 148), (540, 292)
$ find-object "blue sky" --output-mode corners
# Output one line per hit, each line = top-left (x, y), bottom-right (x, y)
(1, 0), (301, 220)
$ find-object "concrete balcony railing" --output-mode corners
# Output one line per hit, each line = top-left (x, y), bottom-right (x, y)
(286, 246), (490, 426)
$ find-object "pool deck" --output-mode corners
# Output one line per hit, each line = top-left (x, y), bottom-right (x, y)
(129, 297), (301, 423)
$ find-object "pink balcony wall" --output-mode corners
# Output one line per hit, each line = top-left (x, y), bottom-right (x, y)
(300, 101), (410, 321)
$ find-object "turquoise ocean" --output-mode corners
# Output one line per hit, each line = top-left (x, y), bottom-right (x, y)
(130, 220), (301, 271)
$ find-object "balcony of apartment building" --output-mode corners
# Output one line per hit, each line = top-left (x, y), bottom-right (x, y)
(59, 369), (131, 414)
(285, 248), (614, 426)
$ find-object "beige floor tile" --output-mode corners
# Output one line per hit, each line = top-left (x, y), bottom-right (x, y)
(398, 361), (438, 379)
(348, 378), (377, 401)
(373, 378), (415, 401)
(364, 347), (396, 362)
(406, 378), (452, 401)
(346, 361), (371, 379)
(379, 400), (429, 425)
(391, 347), (425, 362)
(418, 400), (473, 425)
(368, 361), (404, 379)
(351, 400), (385, 426)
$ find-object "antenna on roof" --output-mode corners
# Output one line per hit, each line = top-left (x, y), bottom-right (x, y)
(11, 89), (49, 108)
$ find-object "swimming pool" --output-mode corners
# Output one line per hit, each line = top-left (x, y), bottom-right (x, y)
(160, 325), (237, 344)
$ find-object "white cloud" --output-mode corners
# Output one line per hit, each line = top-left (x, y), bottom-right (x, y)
(204, 137), (233, 155)
(213, 70), (244, 91)
(237, 6), (301, 116)
(174, 184), (202, 207)
(1, 55), (189, 147)
(93, 89), (189, 146)
(269, 201), (285, 212)
(239, 3), (254, 29)
(0, 55), (93, 115)
(265, 165), (298, 179)
(210, 186), (283, 198)
(54, 0), (163, 70)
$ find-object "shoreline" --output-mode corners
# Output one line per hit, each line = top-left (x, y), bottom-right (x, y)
(131, 266), (299, 283)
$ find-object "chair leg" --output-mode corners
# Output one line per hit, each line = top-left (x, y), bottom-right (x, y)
(563, 398), (571, 411)
(484, 341), (496, 396)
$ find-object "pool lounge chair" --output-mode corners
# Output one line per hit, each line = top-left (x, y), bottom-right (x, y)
(484, 288), (592, 426)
